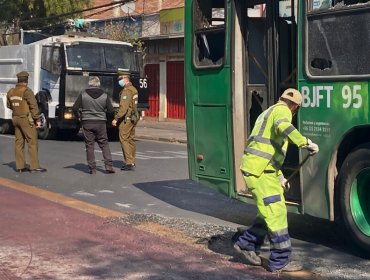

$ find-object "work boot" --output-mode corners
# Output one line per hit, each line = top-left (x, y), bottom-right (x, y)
(106, 169), (115, 174)
(263, 258), (303, 272)
(278, 261), (303, 272)
(89, 169), (96, 175)
(233, 243), (261, 266)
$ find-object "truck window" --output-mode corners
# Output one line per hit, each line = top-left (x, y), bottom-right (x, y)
(51, 47), (61, 75)
(193, 0), (225, 68)
(65, 42), (139, 72)
(66, 43), (102, 69)
(104, 45), (138, 72)
(41, 46), (52, 72)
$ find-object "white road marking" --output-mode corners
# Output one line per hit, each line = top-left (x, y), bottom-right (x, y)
(0, 135), (14, 139)
(95, 149), (187, 160)
(73, 191), (96, 197)
(115, 203), (132, 208)
(98, 190), (115, 193)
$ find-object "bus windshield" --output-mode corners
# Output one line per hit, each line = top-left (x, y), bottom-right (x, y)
(65, 42), (140, 72)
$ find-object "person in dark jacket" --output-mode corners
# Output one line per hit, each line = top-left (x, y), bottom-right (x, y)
(72, 76), (115, 174)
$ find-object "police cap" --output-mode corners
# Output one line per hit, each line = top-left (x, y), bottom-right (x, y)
(117, 70), (130, 79)
(16, 71), (29, 82)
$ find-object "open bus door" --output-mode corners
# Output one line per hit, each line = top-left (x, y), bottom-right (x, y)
(233, 1), (301, 204)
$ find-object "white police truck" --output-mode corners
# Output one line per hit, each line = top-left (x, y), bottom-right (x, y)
(0, 30), (148, 139)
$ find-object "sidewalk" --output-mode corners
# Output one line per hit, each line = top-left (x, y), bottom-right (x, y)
(135, 118), (187, 144)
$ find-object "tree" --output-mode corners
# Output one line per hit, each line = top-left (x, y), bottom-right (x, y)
(0, 0), (91, 30)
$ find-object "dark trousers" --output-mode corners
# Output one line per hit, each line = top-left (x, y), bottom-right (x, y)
(81, 121), (113, 171)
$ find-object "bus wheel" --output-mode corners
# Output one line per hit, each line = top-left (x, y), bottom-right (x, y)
(338, 147), (370, 253)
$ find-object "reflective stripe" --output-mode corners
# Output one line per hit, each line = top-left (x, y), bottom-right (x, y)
(271, 238), (291, 250)
(269, 228), (291, 249)
(263, 194), (281, 206)
(248, 135), (271, 145)
(245, 147), (273, 161)
(275, 118), (290, 127)
(244, 148), (282, 170)
(257, 105), (276, 137)
(248, 135), (285, 157)
(282, 124), (296, 138)
(270, 228), (289, 236)
(270, 158), (282, 170)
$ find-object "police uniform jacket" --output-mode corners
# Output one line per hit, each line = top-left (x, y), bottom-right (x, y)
(7, 84), (40, 120)
(115, 82), (138, 122)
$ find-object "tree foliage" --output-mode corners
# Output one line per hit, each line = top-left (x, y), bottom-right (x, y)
(0, 0), (91, 30)
(89, 21), (145, 52)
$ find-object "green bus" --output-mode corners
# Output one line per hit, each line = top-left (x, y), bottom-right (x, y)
(184, 0), (370, 253)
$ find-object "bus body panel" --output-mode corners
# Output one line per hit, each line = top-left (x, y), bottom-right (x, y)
(185, 0), (236, 196)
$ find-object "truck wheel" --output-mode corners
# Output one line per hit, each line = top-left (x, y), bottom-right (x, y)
(0, 120), (13, 134)
(338, 147), (370, 253)
(38, 119), (57, 140)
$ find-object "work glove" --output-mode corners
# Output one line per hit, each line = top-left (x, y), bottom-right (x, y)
(306, 138), (319, 155)
(278, 174), (290, 192)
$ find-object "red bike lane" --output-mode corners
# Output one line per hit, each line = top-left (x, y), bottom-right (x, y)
(0, 179), (316, 280)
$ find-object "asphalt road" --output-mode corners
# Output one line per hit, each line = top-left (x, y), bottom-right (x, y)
(1, 135), (370, 279)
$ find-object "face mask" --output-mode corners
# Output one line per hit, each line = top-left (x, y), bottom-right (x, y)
(118, 79), (125, 87)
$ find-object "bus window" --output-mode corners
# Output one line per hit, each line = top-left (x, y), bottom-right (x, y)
(308, 0), (370, 11)
(306, 0), (370, 77)
(193, 0), (225, 67)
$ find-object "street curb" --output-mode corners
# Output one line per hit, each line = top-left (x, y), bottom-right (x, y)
(136, 135), (187, 144)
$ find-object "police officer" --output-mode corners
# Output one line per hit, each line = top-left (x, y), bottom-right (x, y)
(112, 72), (139, 171)
(233, 88), (319, 272)
(6, 71), (47, 172)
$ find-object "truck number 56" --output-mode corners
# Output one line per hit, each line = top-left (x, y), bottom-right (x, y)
(139, 78), (148, 89)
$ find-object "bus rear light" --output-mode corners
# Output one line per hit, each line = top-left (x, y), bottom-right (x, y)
(197, 154), (203, 160)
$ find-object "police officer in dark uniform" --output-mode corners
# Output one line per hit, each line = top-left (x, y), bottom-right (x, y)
(6, 71), (47, 173)
(112, 72), (139, 171)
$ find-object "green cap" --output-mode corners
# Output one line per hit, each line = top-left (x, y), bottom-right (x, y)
(117, 70), (130, 76)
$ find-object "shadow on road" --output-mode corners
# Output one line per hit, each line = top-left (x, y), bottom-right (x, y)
(134, 179), (255, 226)
(134, 179), (368, 259)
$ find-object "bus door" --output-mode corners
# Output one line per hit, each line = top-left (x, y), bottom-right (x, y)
(234, 1), (301, 202)
(245, 1), (297, 130)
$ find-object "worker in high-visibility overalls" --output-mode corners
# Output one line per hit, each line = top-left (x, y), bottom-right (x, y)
(233, 88), (319, 272)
